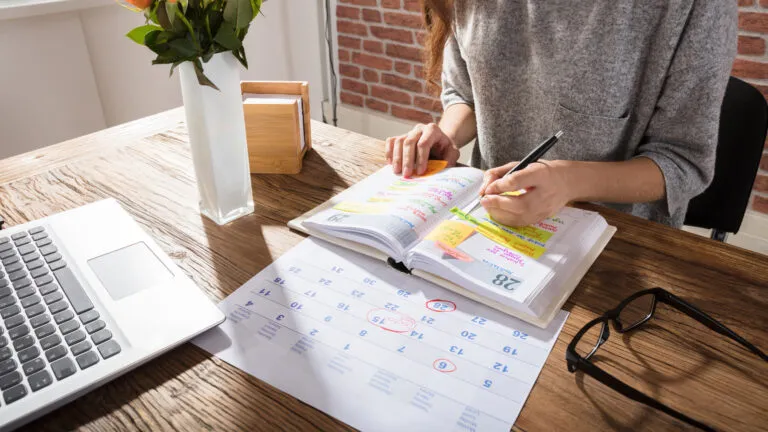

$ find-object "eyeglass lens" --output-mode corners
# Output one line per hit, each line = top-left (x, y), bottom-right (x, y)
(575, 321), (607, 360)
(618, 293), (656, 330)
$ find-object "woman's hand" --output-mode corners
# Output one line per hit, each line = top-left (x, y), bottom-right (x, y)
(479, 160), (575, 226)
(385, 123), (461, 177)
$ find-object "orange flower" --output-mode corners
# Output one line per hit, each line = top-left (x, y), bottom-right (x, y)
(123, 0), (153, 10)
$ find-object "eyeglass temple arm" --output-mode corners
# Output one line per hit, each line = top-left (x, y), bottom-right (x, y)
(662, 294), (768, 361)
(578, 360), (715, 431)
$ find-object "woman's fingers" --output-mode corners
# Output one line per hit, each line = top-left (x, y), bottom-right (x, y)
(384, 137), (394, 164)
(392, 136), (405, 174)
(480, 194), (538, 227)
(480, 161), (519, 195)
(415, 124), (438, 175)
(485, 164), (547, 195)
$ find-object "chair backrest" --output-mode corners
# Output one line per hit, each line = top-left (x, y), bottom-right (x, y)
(684, 77), (768, 234)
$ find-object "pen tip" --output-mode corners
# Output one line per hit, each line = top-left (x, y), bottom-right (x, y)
(555, 130), (564, 139)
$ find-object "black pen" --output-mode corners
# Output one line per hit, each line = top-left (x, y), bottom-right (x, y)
(466, 130), (564, 215)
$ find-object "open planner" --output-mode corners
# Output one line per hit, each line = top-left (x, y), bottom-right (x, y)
(289, 161), (616, 328)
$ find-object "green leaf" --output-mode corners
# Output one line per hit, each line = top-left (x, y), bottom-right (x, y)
(213, 21), (241, 50)
(178, 0), (189, 12)
(250, 0), (262, 19)
(223, 0), (253, 29)
(168, 37), (198, 57)
(126, 25), (162, 45)
(156, 2), (172, 29)
(165, 1), (178, 26)
(193, 59), (220, 90)
(234, 46), (248, 69)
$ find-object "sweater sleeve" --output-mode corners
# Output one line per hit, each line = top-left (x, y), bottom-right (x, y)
(634, 1), (737, 221)
(441, 35), (474, 109)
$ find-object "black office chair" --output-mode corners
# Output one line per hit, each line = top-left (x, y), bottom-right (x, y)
(684, 77), (768, 241)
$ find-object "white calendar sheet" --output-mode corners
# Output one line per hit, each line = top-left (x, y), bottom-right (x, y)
(193, 238), (568, 432)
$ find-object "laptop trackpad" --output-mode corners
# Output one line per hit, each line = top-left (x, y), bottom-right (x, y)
(88, 242), (173, 301)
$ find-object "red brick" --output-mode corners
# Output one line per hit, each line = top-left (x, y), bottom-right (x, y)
(352, 52), (393, 70)
(740, 0), (755, 5)
(732, 58), (768, 79)
(338, 49), (351, 62)
(363, 39), (384, 54)
(341, 91), (363, 107)
(414, 64), (424, 78)
(761, 153), (768, 171)
(394, 61), (412, 75)
(339, 0), (376, 5)
(386, 43), (423, 62)
(382, 0), (400, 8)
(370, 26), (414, 44)
(384, 12), (423, 29)
(753, 194), (768, 214)
(342, 78), (369, 95)
(336, 5), (360, 19)
(366, 98), (389, 112)
(758, 0), (767, 6)
(392, 104), (433, 123)
(738, 35), (766, 55)
(371, 85), (412, 104)
(414, 96), (442, 112)
(362, 9), (382, 23)
(739, 12), (768, 33)
(340, 64), (361, 79)
(363, 69), (379, 82)
(383, 73), (423, 92)
(337, 20), (368, 37)
(755, 174), (768, 192)
(416, 31), (427, 46)
(338, 35), (362, 49)
(403, 0), (420, 12)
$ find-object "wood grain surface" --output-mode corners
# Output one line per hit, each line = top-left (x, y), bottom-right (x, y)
(0, 108), (765, 431)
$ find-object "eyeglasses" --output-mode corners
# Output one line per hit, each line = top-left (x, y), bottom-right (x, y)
(566, 287), (767, 432)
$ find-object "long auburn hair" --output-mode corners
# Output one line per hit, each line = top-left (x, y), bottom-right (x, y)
(420, 0), (454, 92)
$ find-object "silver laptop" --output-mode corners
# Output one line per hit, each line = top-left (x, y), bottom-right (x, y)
(0, 199), (225, 431)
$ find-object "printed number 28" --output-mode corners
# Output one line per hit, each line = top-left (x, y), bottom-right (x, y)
(492, 274), (516, 291)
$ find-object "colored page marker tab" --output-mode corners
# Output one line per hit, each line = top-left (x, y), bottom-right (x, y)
(450, 207), (546, 258)
(426, 220), (475, 248)
(333, 201), (388, 214)
(508, 225), (554, 243)
(501, 188), (528, 197)
(416, 160), (449, 177)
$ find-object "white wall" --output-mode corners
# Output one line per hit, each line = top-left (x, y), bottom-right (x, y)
(0, 0), (328, 158)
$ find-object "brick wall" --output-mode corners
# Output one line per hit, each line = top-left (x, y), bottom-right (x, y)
(735, 0), (768, 215)
(337, 0), (768, 215)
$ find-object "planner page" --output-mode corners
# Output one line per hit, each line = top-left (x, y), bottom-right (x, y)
(193, 238), (568, 432)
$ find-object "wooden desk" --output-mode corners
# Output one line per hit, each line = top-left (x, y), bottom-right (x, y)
(0, 108), (766, 431)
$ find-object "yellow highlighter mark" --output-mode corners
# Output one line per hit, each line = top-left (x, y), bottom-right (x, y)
(334, 201), (389, 214)
(415, 160), (449, 177)
(501, 188), (528, 197)
(507, 225), (553, 243)
(426, 220), (475, 248)
(450, 207), (547, 258)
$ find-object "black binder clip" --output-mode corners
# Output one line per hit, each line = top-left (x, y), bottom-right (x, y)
(387, 258), (412, 274)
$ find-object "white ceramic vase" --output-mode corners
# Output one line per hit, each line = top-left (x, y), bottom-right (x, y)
(178, 52), (254, 225)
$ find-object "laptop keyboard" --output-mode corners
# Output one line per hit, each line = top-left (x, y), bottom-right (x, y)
(0, 227), (121, 407)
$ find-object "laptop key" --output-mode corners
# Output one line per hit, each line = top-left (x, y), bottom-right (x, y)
(0, 286), (10, 299)
(20, 294), (41, 309)
(0, 358), (16, 376)
(39, 245), (58, 256)
(16, 287), (35, 299)
(79, 310), (100, 324)
(40, 334), (62, 351)
(13, 335), (34, 352)
(8, 270), (26, 282)
(16, 244), (34, 256)
(0, 250), (15, 260)
(31, 232), (48, 242)
(0, 237), (7, 244)
(59, 319), (79, 335)
(5, 314), (24, 330)
(22, 358), (45, 376)
(28, 227), (45, 235)
(0, 336), (6, 349)
(0, 242), (11, 253)
(44, 253), (62, 264)
(0, 371), (21, 390)
(51, 357), (77, 381)
(71, 340), (92, 357)
(49, 301), (68, 315)
(38, 282), (58, 296)
(14, 237), (31, 247)
(0, 295), (16, 309)
(25, 260), (44, 271)
(1, 305), (20, 319)
(11, 232), (26, 241)
(28, 369), (53, 392)
(36, 324), (55, 339)
(65, 330), (86, 346)
(54, 268), (93, 314)
(22, 253), (39, 264)
(45, 345), (67, 363)
(29, 313), (50, 329)
(85, 320), (106, 334)
(35, 238), (52, 248)
(8, 324), (29, 340)
(17, 346), (40, 364)
(54, 310), (74, 324)
(76, 351), (99, 370)
(0, 278), (8, 288)
(25, 304), (45, 318)
(2, 255), (20, 267)
(3, 383), (27, 404)
(30, 267), (48, 279)
(98, 339), (121, 360)
(0, 347), (11, 362)
(44, 291), (63, 305)
(12, 277), (32, 290)
(49, 260), (67, 271)
(91, 329), (113, 346)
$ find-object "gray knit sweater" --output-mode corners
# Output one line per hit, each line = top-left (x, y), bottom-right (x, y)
(441, 0), (737, 227)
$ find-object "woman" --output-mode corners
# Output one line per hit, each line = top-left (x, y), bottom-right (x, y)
(385, 1), (737, 227)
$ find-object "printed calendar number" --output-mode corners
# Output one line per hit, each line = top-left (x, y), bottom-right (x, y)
(318, 278), (332, 286)
(350, 289), (365, 298)
(273, 277), (285, 285)
(471, 316), (487, 326)
(512, 330), (529, 340)
(503, 346), (519, 355)
(288, 266), (301, 274)
(337, 303), (351, 311)
(396, 289), (410, 298)
(450, 345), (465, 356)
(331, 266), (344, 274)
(491, 274), (516, 291)
(493, 362), (509, 373)
(363, 277), (377, 286)
(304, 290), (317, 298)
(290, 302), (303, 311)
(460, 330), (477, 341)
(258, 289), (271, 297)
